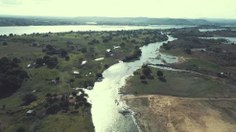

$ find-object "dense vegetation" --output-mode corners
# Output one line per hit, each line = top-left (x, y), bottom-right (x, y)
(0, 57), (28, 98)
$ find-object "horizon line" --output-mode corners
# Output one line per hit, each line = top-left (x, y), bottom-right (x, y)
(0, 14), (236, 20)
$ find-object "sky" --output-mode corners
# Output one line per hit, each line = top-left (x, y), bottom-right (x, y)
(0, 0), (236, 18)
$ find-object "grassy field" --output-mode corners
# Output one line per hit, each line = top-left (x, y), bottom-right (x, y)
(123, 67), (235, 98)
(160, 28), (236, 81)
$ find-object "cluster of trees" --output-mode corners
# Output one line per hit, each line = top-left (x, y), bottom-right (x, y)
(102, 35), (113, 43)
(139, 65), (154, 84)
(35, 56), (58, 68)
(88, 39), (100, 45)
(42, 44), (69, 60)
(139, 65), (166, 83)
(0, 57), (28, 98)
(123, 48), (142, 62)
(44, 90), (91, 115)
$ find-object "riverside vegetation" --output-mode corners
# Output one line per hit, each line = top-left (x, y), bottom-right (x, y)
(0, 29), (167, 132)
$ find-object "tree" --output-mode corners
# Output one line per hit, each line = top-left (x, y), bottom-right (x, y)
(96, 73), (103, 79)
(35, 58), (44, 67)
(142, 66), (152, 76)
(60, 49), (68, 58)
(0, 57), (28, 98)
(157, 70), (163, 77)
(45, 57), (58, 68)
(12, 57), (21, 63)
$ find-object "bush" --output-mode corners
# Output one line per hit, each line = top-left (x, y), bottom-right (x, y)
(2, 41), (8, 46)
(140, 75), (146, 80)
(22, 94), (37, 106)
(184, 48), (192, 54)
(46, 104), (61, 114)
(158, 76), (166, 82)
(141, 80), (148, 84)
(16, 127), (25, 132)
(65, 56), (70, 61)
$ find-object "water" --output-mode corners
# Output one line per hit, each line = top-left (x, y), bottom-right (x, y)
(199, 37), (236, 44)
(198, 28), (226, 32)
(0, 25), (193, 35)
(87, 36), (178, 132)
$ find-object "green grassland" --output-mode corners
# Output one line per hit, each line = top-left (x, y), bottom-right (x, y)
(160, 29), (236, 80)
(123, 67), (236, 98)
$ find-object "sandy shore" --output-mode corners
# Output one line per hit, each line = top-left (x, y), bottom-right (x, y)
(122, 95), (236, 132)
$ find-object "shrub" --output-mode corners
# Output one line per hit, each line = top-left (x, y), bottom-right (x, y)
(22, 94), (37, 106)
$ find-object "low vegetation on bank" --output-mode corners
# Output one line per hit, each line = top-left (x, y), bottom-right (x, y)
(161, 29), (236, 80)
(123, 66), (235, 97)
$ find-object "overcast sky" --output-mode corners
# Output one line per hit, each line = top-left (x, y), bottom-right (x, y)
(0, 0), (236, 18)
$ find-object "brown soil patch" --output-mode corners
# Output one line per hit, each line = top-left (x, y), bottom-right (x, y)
(124, 95), (236, 132)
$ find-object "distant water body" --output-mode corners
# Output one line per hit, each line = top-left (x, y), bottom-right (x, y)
(0, 25), (194, 35)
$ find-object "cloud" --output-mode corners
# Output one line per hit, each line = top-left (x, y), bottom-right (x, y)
(0, 0), (236, 18)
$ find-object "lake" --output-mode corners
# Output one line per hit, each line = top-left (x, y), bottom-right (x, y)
(0, 25), (194, 35)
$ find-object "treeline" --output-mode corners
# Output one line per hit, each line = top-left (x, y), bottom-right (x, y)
(0, 57), (28, 98)
(0, 16), (224, 26)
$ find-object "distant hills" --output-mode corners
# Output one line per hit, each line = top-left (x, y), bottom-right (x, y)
(0, 16), (236, 26)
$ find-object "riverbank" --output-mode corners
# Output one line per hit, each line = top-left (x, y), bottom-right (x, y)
(122, 66), (236, 132)
(121, 28), (236, 132)
(123, 94), (236, 132)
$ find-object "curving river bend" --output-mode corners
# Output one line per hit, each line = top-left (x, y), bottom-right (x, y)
(87, 35), (178, 132)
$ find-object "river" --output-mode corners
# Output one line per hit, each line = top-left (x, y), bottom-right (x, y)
(0, 25), (193, 35)
(87, 35), (178, 132)
(0, 25), (179, 132)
